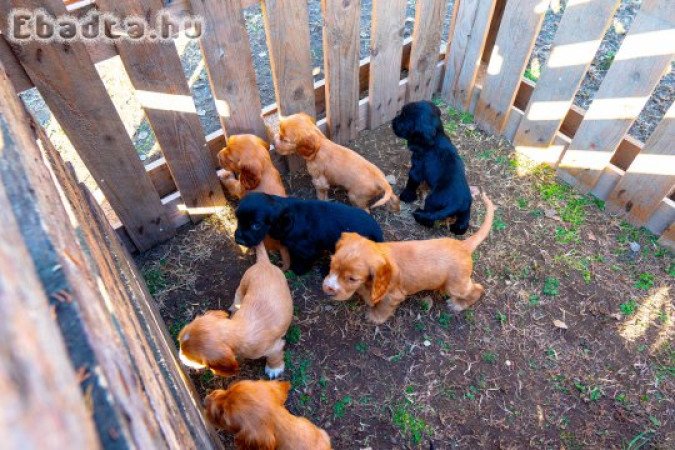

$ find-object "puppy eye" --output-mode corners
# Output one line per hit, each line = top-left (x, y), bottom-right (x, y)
(251, 223), (261, 231)
(348, 276), (360, 283)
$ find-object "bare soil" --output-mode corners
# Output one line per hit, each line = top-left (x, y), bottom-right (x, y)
(137, 104), (674, 449)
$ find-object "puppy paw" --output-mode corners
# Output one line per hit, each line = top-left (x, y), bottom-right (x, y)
(399, 189), (417, 203)
(265, 363), (285, 379)
(412, 210), (435, 227)
(366, 310), (388, 325)
(446, 298), (466, 313)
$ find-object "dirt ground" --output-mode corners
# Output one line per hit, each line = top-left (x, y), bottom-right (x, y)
(137, 103), (674, 449)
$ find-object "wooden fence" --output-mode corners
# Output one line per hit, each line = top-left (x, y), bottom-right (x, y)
(0, 0), (673, 447)
(3, 0), (670, 252)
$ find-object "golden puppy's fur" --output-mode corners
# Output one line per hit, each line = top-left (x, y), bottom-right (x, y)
(217, 134), (290, 270)
(323, 192), (495, 324)
(205, 380), (332, 450)
(272, 113), (399, 212)
(178, 244), (293, 378)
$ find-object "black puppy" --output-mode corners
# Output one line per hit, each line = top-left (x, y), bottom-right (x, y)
(235, 193), (384, 275)
(392, 100), (472, 234)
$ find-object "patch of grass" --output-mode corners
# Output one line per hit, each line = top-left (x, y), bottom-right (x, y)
(524, 67), (539, 82)
(555, 226), (580, 244)
(143, 266), (167, 296)
(624, 430), (655, 450)
(620, 299), (638, 316)
(543, 277), (560, 296)
(555, 253), (593, 283)
(529, 294), (541, 306)
(539, 181), (570, 203)
(634, 272), (655, 291)
(447, 107), (474, 124)
(391, 401), (429, 446)
(516, 197), (529, 209)
(492, 215), (507, 231)
(464, 385), (480, 400)
(477, 149), (495, 160)
(482, 352), (497, 364)
(333, 395), (352, 419)
(200, 370), (214, 384)
(667, 263), (675, 277)
(545, 347), (558, 361)
(355, 342), (368, 353)
(438, 311), (452, 328)
(495, 310), (507, 325)
(168, 319), (189, 347)
(463, 309), (476, 325)
(284, 270), (305, 289)
(284, 351), (311, 388)
(285, 324), (301, 345)
(443, 120), (458, 136)
(598, 50), (616, 71)
(573, 380), (603, 402)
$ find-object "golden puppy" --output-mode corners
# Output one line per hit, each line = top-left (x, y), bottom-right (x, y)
(178, 244), (293, 378)
(217, 134), (286, 198)
(205, 380), (332, 450)
(322, 192), (495, 324)
(218, 134), (290, 270)
(272, 113), (399, 212)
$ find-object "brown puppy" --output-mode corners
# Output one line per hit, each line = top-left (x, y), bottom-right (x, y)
(205, 380), (332, 450)
(178, 244), (293, 378)
(217, 134), (290, 270)
(322, 192), (495, 324)
(272, 113), (400, 212)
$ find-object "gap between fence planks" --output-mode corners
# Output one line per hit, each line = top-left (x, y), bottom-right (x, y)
(368, 0), (407, 129)
(322, 0), (361, 144)
(557, 0), (675, 194)
(474, 0), (548, 135)
(442, 0), (497, 109)
(605, 101), (675, 225)
(262, 0), (316, 171)
(190, 0), (267, 139)
(97, 0), (226, 222)
(407, 0), (447, 103)
(0, 69), (101, 450)
(0, 0), (174, 252)
(514, 0), (620, 156)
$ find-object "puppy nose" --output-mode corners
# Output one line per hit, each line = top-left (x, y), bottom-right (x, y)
(322, 281), (336, 295)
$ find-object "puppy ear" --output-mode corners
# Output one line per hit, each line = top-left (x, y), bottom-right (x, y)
(296, 127), (322, 158)
(269, 381), (291, 405)
(239, 158), (263, 190)
(370, 258), (392, 305)
(204, 390), (229, 428)
(217, 148), (230, 170)
(414, 115), (439, 145)
(254, 135), (271, 151)
(207, 345), (239, 377)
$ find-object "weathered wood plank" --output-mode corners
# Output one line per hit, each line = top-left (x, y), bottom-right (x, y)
(368, 0), (407, 128)
(474, 0), (548, 134)
(0, 0), (174, 251)
(322, 0), (361, 143)
(442, 0), (497, 109)
(407, 0), (447, 103)
(514, 0), (620, 156)
(190, 0), (267, 139)
(0, 35), (32, 93)
(557, 0), (675, 193)
(97, 0), (226, 222)
(606, 102), (675, 225)
(0, 68), (101, 450)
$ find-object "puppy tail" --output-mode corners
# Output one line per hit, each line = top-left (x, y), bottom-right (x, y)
(462, 191), (495, 253)
(370, 185), (399, 211)
(255, 242), (270, 263)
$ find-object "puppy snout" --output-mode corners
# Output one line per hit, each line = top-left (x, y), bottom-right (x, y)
(322, 274), (340, 296)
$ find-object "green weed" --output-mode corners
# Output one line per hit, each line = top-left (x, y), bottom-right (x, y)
(516, 197), (529, 209)
(620, 299), (638, 316)
(284, 351), (311, 388)
(529, 294), (541, 306)
(333, 395), (352, 419)
(482, 352), (497, 364)
(355, 342), (368, 353)
(438, 311), (452, 328)
(598, 50), (616, 71)
(543, 277), (560, 296)
(495, 311), (507, 325)
(555, 226), (580, 244)
(392, 401), (429, 445)
(285, 324), (301, 345)
(493, 216), (507, 231)
(143, 266), (167, 296)
(634, 273), (655, 291)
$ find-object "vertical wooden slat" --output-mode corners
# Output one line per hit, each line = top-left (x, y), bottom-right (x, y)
(190, 0), (267, 138)
(557, 0), (675, 193)
(606, 102), (675, 225)
(407, 0), (447, 103)
(474, 0), (548, 134)
(0, 0), (174, 251)
(442, 0), (498, 109)
(0, 70), (101, 450)
(0, 35), (32, 93)
(368, 0), (407, 129)
(261, 0), (316, 170)
(97, 0), (226, 222)
(322, 0), (361, 143)
(514, 0), (621, 158)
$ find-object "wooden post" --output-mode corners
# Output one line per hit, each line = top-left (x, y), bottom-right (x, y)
(407, 0), (447, 103)
(514, 0), (620, 161)
(262, 0), (316, 171)
(322, 0), (361, 144)
(0, 78), (101, 450)
(368, 0), (407, 129)
(0, 0), (174, 251)
(474, 0), (548, 135)
(441, 0), (498, 110)
(556, 0), (675, 194)
(190, 0), (268, 139)
(96, 0), (227, 222)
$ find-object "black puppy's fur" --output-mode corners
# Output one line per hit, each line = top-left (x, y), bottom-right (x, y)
(392, 100), (472, 234)
(235, 193), (384, 275)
